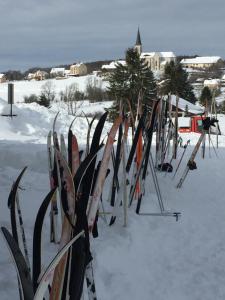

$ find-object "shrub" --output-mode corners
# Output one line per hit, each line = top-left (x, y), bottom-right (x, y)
(85, 77), (109, 102)
(24, 94), (39, 104)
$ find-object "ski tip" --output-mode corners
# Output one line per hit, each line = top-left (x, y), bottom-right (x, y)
(7, 166), (28, 208)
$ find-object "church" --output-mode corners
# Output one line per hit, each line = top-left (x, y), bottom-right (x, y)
(101, 29), (176, 75)
(135, 28), (176, 72)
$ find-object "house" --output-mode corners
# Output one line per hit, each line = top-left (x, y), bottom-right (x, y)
(70, 63), (87, 76)
(64, 70), (71, 77)
(170, 94), (204, 115)
(34, 70), (48, 81)
(50, 68), (65, 77)
(203, 79), (220, 90)
(27, 73), (35, 80)
(0, 73), (6, 83)
(134, 28), (176, 72)
(180, 56), (222, 69)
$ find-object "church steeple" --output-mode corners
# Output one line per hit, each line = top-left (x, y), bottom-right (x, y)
(136, 27), (142, 46)
(134, 27), (142, 55)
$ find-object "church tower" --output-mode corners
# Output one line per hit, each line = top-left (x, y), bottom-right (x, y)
(134, 27), (142, 55)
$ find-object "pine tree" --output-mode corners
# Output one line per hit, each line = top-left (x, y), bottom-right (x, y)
(199, 86), (212, 107)
(108, 48), (157, 120)
(161, 61), (196, 104)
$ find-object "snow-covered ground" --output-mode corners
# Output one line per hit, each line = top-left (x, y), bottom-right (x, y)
(0, 75), (107, 103)
(1, 79), (225, 299)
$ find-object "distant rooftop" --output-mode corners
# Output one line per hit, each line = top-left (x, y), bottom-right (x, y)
(102, 60), (126, 70)
(50, 67), (65, 73)
(141, 52), (176, 58)
(181, 56), (221, 64)
(170, 95), (204, 115)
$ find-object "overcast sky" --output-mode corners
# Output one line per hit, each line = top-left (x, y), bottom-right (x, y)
(0, 0), (224, 71)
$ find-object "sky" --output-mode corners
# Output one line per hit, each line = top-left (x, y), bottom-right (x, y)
(0, 0), (224, 71)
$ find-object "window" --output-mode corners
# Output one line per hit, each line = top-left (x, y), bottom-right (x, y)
(197, 120), (203, 131)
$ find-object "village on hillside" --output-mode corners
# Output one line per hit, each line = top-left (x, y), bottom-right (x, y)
(1, 29), (225, 111)
(2, 17), (225, 299)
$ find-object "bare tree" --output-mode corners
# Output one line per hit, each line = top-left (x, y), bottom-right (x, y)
(60, 83), (84, 115)
(39, 81), (56, 107)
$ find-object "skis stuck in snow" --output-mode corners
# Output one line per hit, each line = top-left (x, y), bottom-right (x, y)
(4, 104), (219, 299)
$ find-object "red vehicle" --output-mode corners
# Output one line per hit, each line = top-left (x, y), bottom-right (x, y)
(178, 116), (205, 134)
(191, 116), (205, 133)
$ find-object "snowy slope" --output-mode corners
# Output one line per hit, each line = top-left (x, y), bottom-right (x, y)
(0, 75), (107, 103)
(0, 88), (225, 299)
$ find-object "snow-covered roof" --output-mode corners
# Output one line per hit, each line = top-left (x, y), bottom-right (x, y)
(170, 95), (204, 115)
(71, 63), (86, 68)
(204, 79), (220, 86)
(50, 68), (65, 74)
(221, 74), (225, 80)
(215, 95), (225, 104)
(27, 73), (35, 79)
(181, 56), (221, 65)
(141, 52), (176, 58)
(0, 73), (5, 78)
(141, 52), (156, 58)
(102, 60), (126, 70)
(160, 52), (176, 58)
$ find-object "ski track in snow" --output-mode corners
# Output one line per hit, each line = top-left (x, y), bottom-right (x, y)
(0, 80), (225, 299)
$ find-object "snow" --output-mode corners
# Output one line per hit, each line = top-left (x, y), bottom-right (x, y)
(50, 68), (65, 74)
(1, 78), (225, 299)
(170, 94), (204, 115)
(141, 52), (176, 58)
(177, 117), (191, 127)
(0, 75), (107, 103)
(204, 79), (220, 86)
(181, 56), (221, 65)
(102, 60), (126, 70)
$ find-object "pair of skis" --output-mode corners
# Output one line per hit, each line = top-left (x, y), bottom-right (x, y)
(176, 117), (218, 188)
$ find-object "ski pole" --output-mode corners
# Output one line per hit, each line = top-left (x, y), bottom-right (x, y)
(172, 139), (190, 180)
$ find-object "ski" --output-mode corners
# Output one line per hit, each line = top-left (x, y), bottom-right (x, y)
(47, 130), (59, 243)
(50, 149), (76, 300)
(1, 227), (34, 300)
(177, 117), (218, 188)
(87, 116), (122, 232)
(34, 231), (85, 300)
(32, 188), (57, 292)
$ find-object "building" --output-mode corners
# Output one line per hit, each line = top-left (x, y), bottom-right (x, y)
(50, 68), (65, 77)
(180, 56), (222, 69)
(141, 52), (176, 72)
(64, 70), (71, 77)
(203, 79), (221, 90)
(34, 70), (48, 81)
(70, 63), (87, 76)
(101, 60), (126, 73)
(134, 29), (176, 72)
(0, 73), (6, 83)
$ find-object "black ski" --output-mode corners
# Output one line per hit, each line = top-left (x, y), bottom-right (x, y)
(32, 188), (57, 292)
(1, 227), (34, 300)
